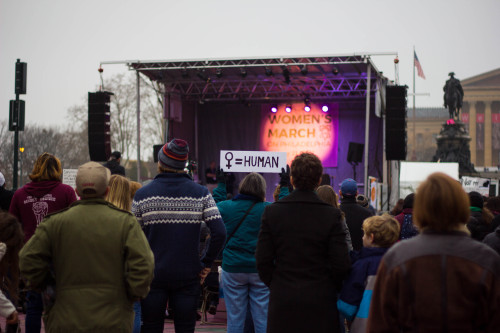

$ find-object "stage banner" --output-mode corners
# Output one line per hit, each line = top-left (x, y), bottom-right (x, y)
(260, 103), (339, 167)
(220, 150), (287, 173)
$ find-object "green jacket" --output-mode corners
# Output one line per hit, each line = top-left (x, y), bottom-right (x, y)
(19, 198), (155, 333)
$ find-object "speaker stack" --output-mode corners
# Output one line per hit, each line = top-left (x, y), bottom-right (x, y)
(88, 92), (113, 162)
(385, 86), (408, 160)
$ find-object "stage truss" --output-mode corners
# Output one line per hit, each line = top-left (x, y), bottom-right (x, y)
(111, 54), (389, 102)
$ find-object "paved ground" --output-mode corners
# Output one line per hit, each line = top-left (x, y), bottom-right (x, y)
(1, 299), (228, 332)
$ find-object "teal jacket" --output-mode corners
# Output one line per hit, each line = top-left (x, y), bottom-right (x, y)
(213, 183), (288, 273)
(19, 198), (155, 333)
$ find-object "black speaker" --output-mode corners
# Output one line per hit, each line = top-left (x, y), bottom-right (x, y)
(9, 100), (25, 131)
(15, 60), (27, 95)
(385, 85), (407, 160)
(153, 144), (163, 163)
(88, 92), (112, 161)
(347, 142), (364, 163)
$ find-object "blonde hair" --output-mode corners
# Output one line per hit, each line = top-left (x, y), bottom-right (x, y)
(129, 181), (142, 200)
(273, 185), (281, 202)
(362, 214), (400, 248)
(105, 175), (131, 211)
(29, 152), (62, 182)
(414, 172), (470, 232)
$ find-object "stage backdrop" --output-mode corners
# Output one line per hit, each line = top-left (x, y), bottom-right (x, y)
(260, 103), (339, 167)
(193, 99), (383, 199)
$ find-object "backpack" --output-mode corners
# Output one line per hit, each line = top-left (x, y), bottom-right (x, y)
(400, 213), (418, 240)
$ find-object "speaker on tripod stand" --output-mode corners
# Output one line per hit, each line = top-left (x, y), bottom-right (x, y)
(347, 142), (364, 181)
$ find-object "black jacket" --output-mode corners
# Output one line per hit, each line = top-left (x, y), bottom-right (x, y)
(0, 186), (14, 211)
(256, 189), (350, 333)
(103, 159), (125, 176)
(483, 226), (500, 255)
(340, 196), (373, 251)
(467, 210), (494, 241)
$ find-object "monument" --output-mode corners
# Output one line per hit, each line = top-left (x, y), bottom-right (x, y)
(433, 73), (475, 174)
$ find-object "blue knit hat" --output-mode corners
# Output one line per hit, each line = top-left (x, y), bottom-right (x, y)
(158, 138), (189, 170)
(341, 178), (358, 197)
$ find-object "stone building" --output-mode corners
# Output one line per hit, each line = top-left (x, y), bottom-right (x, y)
(406, 68), (500, 167)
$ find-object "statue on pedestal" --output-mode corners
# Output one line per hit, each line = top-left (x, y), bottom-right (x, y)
(443, 72), (464, 120)
(434, 73), (474, 174)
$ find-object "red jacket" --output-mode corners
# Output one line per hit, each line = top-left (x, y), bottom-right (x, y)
(9, 181), (77, 242)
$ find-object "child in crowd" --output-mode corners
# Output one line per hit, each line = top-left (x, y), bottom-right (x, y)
(337, 214), (400, 332)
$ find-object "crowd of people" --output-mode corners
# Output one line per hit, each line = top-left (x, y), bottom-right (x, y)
(0, 137), (499, 333)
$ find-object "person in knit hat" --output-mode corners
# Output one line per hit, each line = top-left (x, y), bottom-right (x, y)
(132, 138), (226, 333)
(466, 191), (494, 241)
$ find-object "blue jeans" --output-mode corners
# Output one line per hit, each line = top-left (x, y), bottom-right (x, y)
(141, 278), (200, 333)
(25, 291), (43, 333)
(221, 270), (269, 333)
(133, 301), (141, 333)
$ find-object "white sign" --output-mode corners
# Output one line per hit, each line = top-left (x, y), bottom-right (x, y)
(220, 150), (287, 173)
(461, 176), (490, 196)
(62, 169), (78, 189)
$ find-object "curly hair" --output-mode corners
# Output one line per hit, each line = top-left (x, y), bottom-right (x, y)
(290, 153), (323, 191)
(29, 152), (62, 182)
(362, 213), (400, 248)
(0, 212), (24, 303)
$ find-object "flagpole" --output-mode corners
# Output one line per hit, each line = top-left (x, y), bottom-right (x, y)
(412, 46), (416, 161)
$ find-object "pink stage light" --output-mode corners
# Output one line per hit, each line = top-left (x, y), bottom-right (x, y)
(304, 106), (311, 112)
(322, 105), (329, 112)
(285, 106), (292, 113)
(271, 106), (278, 113)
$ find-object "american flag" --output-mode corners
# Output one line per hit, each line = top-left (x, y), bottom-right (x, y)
(414, 51), (426, 79)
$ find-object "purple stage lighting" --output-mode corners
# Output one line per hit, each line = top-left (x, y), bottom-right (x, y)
(285, 106), (292, 113)
(271, 106), (278, 113)
(304, 106), (311, 112)
(322, 105), (329, 112)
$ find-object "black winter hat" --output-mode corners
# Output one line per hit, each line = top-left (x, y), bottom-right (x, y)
(468, 191), (483, 209)
(403, 193), (415, 209)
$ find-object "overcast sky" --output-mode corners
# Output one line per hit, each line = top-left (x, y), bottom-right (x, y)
(1, 0), (499, 127)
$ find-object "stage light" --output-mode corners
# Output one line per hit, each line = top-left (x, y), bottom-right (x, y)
(240, 68), (247, 78)
(332, 67), (339, 75)
(301, 65), (308, 75)
(322, 105), (329, 112)
(265, 67), (273, 76)
(196, 70), (210, 83)
(304, 98), (311, 112)
(215, 68), (223, 78)
(181, 68), (188, 78)
(285, 105), (292, 113)
(282, 67), (290, 84)
(271, 106), (278, 113)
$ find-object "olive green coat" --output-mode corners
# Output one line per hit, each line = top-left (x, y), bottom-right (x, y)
(19, 198), (155, 333)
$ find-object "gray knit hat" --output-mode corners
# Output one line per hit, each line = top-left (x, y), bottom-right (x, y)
(158, 138), (189, 170)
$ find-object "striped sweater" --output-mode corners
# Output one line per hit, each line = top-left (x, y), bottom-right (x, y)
(132, 172), (226, 283)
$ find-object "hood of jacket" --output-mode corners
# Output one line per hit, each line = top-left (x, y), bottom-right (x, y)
(22, 181), (62, 198)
